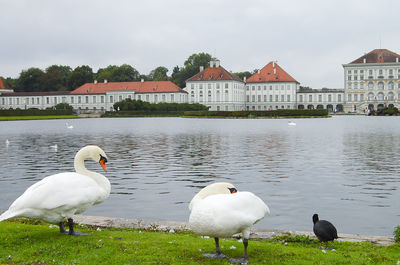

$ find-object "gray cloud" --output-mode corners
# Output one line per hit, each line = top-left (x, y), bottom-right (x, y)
(0, 0), (399, 89)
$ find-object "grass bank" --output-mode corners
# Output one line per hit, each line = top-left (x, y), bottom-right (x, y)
(0, 115), (79, 121)
(0, 219), (398, 264)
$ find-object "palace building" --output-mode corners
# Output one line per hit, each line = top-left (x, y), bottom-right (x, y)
(343, 49), (400, 112)
(1, 48), (399, 114)
(0, 80), (188, 112)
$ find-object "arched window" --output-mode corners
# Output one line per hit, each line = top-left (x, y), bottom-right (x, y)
(378, 82), (384, 90)
(377, 92), (384, 101)
(388, 92), (394, 101)
(368, 92), (374, 101)
(388, 82), (394, 90)
(368, 82), (374, 90)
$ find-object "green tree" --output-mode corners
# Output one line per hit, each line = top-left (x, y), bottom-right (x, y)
(172, 53), (212, 88)
(110, 64), (140, 82)
(234, 71), (252, 81)
(15, 68), (45, 92)
(68, 65), (93, 90)
(95, 65), (118, 83)
(148, 66), (169, 81)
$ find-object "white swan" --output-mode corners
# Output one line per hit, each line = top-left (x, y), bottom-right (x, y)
(288, 121), (296, 126)
(189, 182), (270, 264)
(66, 122), (73, 129)
(0, 145), (110, 236)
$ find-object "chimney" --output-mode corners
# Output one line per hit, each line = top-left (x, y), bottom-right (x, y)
(104, 79), (108, 83)
(273, 68), (276, 75)
(363, 58), (366, 63)
(272, 61), (275, 68)
(200, 66), (204, 71)
(215, 60), (220, 67)
(396, 57), (399, 63)
(94, 80), (98, 84)
(243, 76), (247, 83)
(257, 69), (261, 74)
(141, 78), (144, 82)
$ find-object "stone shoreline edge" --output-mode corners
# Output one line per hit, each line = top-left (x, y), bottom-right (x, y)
(73, 215), (394, 246)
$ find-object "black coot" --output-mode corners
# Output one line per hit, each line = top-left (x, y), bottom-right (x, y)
(312, 214), (338, 247)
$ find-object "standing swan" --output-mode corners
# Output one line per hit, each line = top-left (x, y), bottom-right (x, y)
(189, 182), (270, 264)
(0, 145), (110, 236)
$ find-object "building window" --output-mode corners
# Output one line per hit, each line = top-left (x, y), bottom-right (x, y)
(252, 95), (255, 102)
(208, 84), (211, 89)
(269, 86), (272, 90)
(252, 86), (255, 91)
(54, 97), (57, 104)
(269, 95), (272, 102)
(258, 95), (261, 102)
(247, 95), (250, 102)
(85, 96), (89, 103)
(354, 94), (358, 101)
(101, 96), (104, 103)
(93, 96), (96, 103)
(109, 96), (113, 103)
(191, 84), (194, 89)
(225, 83), (228, 89)
(388, 92), (394, 101)
(217, 83), (220, 89)
(360, 94), (364, 101)
(171, 94), (174, 102)
(275, 95), (279, 102)
(328, 95), (332, 102)
(71, 97), (74, 104)
(348, 94), (352, 101)
(388, 82), (394, 90)
(378, 82), (384, 90)
(299, 95), (303, 102)
(258, 86), (261, 90)
(264, 95), (267, 102)
(281, 95), (284, 102)
(162, 94), (166, 102)
(318, 95), (322, 102)
(146, 95), (150, 101)
(368, 82), (374, 89)
(368, 93), (374, 101)
(287, 95), (290, 102)
(309, 95), (312, 102)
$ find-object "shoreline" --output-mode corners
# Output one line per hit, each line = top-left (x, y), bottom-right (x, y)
(73, 214), (395, 246)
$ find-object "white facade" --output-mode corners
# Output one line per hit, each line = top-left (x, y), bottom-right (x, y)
(186, 80), (246, 111)
(0, 90), (188, 112)
(245, 82), (299, 111)
(296, 89), (344, 111)
(342, 49), (400, 113)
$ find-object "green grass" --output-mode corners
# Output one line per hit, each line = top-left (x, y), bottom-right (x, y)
(0, 115), (79, 121)
(0, 219), (399, 264)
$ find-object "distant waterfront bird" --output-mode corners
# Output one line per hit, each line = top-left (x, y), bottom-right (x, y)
(0, 145), (110, 236)
(288, 121), (296, 126)
(189, 182), (270, 264)
(65, 122), (73, 129)
(312, 214), (338, 248)
(50, 144), (58, 151)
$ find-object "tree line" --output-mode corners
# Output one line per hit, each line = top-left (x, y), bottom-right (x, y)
(1, 53), (258, 92)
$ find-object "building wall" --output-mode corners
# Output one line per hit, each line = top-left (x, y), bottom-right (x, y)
(343, 62), (400, 112)
(0, 91), (188, 112)
(185, 80), (246, 111)
(296, 90), (344, 111)
(245, 82), (299, 110)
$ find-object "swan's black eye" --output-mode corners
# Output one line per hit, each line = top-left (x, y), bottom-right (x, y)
(228, 188), (237, 194)
(99, 154), (107, 163)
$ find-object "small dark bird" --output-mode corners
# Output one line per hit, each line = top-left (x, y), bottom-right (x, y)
(312, 214), (338, 248)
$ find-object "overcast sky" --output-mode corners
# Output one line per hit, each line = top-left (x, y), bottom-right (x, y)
(1, 0), (399, 89)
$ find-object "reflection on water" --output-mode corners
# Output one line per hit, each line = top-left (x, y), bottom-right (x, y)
(0, 116), (399, 236)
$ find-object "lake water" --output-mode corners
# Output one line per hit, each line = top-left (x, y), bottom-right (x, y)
(0, 116), (399, 236)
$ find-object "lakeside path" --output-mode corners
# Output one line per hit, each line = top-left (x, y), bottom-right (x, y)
(73, 215), (395, 246)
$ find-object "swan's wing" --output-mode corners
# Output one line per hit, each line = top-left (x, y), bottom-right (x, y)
(9, 172), (101, 212)
(189, 191), (269, 237)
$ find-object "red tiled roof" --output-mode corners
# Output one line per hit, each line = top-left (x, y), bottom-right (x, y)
(71, 81), (187, 94)
(247, 62), (298, 83)
(350, 49), (400, 64)
(0, 78), (6, 89)
(186, 66), (243, 82)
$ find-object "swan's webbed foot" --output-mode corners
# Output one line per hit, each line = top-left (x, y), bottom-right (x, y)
(68, 230), (90, 236)
(63, 218), (90, 236)
(228, 257), (249, 264)
(202, 252), (226, 259)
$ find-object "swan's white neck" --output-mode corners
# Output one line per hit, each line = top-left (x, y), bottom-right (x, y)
(73, 148), (110, 195)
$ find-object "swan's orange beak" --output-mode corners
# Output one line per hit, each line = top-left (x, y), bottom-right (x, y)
(100, 159), (107, 172)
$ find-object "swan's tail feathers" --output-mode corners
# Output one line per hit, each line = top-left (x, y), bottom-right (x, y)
(0, 210), (18, 222)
